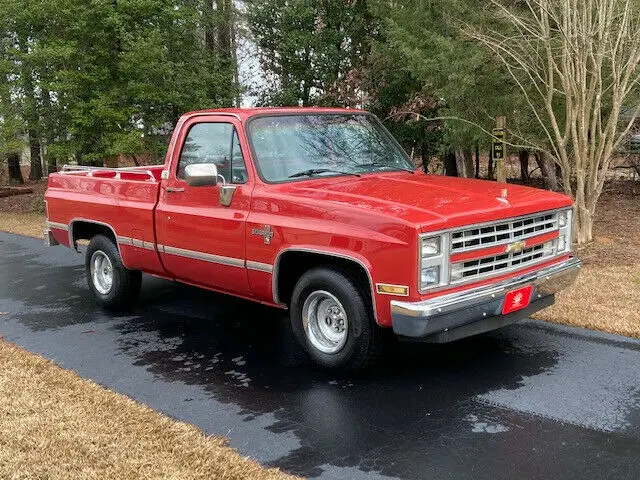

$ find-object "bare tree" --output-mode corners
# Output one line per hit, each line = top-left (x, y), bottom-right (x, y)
(469, 0), (640, 243)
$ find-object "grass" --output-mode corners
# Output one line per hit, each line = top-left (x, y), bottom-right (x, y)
(0, 211), (45, 238)
(534, 265), (640, 338)
(0, 339), (298, 480)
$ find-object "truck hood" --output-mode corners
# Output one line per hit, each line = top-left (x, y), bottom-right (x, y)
(280, 172), (572, 231)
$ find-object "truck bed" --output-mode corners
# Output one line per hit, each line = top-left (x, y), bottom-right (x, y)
(44, 165), (165, 273)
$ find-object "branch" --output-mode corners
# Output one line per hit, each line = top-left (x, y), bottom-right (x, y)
(384, 111), (551, 153)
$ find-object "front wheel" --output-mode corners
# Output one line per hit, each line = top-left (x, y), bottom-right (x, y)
(290, 267), (385, 370)
(85, 234), (141, 310)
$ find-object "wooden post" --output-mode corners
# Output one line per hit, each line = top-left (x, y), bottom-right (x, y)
(494, 116), (507, 183)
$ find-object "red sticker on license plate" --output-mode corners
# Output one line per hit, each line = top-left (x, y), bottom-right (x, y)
(502, 285), (533, 315)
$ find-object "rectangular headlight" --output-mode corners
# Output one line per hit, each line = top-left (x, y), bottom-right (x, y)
(421, 266), (440, 286)
(557, 208), (573, 254)
(419, 233), (449, 291)
(421, 236), (440, 257)
(558, 210), (568, 227)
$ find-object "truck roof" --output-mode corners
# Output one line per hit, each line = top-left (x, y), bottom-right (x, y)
(181, 107), (367, 121)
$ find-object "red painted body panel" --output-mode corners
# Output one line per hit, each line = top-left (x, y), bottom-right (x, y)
(44, 107), (574, 328)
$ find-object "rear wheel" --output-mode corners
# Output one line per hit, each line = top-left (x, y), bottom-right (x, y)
(85, 235), (141, 310)
(290, 267), (385, 370)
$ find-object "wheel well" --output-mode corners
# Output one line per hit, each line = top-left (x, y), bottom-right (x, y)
(70, 221), (117, 249)
(275, 251), (374, 312)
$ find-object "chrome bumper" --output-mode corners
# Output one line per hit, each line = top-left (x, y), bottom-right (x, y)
(391, 257), (581, 342)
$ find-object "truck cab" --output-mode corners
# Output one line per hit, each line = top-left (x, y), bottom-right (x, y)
(44, 108), (581, 370)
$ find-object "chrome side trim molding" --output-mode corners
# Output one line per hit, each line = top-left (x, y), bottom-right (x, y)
(46, 220), (69, 231)
(162, 244), (245, 268)
(117, 235), (132, 245)
(119, 237), (156, 251)
(246, 260), (274, 273)
(272, 247), (377, 322)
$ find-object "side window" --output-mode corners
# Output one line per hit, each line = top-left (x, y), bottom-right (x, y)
(177, 122), (247, 184)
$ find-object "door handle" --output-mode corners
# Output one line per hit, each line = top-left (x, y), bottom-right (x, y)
(165, 187), (185, 193)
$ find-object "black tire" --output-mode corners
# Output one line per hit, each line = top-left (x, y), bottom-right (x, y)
(85, 234), (142, 310)
(290, 267), (385, 371)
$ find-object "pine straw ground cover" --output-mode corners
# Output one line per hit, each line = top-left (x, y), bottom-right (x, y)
(0, 339), (298, 480)
(533, 181), (640, 337)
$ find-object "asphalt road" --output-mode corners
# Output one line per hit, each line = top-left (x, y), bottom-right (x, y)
(1, 231), (639, 480)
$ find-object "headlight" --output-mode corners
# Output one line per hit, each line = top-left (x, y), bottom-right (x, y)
(421, 236), (440, 257)
(421, 266), (440, 286)
(419, 233), (449, 291)
(557, 208), (573, 254)
(558, 211), (568, 227)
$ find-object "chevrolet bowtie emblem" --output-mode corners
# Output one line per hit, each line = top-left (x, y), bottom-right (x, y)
(252, 225), (274, 245)
(506, 240), (527, 253)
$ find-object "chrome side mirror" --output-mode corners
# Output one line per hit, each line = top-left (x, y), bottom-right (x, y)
(184, 163), (218, 187)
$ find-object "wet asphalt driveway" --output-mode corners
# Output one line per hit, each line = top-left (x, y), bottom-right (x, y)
(0, 231), (639, 479)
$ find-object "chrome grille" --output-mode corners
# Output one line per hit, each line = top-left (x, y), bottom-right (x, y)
(451, 240), (556, 284)
(451, 212), (557, 254)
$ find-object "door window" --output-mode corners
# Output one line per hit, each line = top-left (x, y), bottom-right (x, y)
(177, 122), (248, 184)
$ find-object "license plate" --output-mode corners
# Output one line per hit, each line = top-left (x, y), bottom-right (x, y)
(502, 285), (533, 315)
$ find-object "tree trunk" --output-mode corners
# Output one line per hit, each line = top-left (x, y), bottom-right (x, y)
(18, 34), (43, 181)
(574, 185), (594, 244)
(475, 142), (480, 178)
(7, 153), (24, 185)
(488, 148), (494, 180)
(421, 139), (429, 173)
(519, 150), (530, 184)
(535, 152), (558, 191)
(454, 148), (474, 178)
(28, 138), (43, 181)
(443, 150), (458, 176)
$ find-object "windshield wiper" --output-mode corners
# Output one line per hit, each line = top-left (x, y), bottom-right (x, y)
(357, 162), (415, 174)
(288, 168), (361, 179)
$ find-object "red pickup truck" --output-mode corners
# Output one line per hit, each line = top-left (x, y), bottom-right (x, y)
(44, 107), (581, 369)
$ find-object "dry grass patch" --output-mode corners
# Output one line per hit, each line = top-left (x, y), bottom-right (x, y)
(0, 211), (45, 239)
(0, 339), (299, 480)
(534, 265), (640, 338)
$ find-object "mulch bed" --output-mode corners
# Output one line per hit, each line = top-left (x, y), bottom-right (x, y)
(0, 180), (46, 213)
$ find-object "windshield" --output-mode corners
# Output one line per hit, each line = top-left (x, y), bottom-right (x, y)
(247, 114), (414, 182)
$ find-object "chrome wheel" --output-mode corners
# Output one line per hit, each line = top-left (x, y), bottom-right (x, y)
(90, 250), (113, 295)
(302, 290), (348, 354)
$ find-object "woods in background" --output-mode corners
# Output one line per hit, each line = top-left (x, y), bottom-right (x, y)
(0, 0), (237, 177)
(2, 0), (640, 243)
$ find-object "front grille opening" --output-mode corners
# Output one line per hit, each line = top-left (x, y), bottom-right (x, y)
(453, 242), (554, 283)
(451, 212), (557, 253)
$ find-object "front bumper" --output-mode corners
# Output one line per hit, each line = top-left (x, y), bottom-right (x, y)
(391, 257), (581, 342)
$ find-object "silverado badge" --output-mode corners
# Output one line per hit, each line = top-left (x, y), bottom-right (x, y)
(505, 240), (527, 253)
(252, 225), (274, 245)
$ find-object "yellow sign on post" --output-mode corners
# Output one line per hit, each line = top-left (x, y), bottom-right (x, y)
(492, 128), (505, 160)
(493, 116), (507, 183)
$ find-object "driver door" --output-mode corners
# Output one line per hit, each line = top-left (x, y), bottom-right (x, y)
(156, 116), (252, 295)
